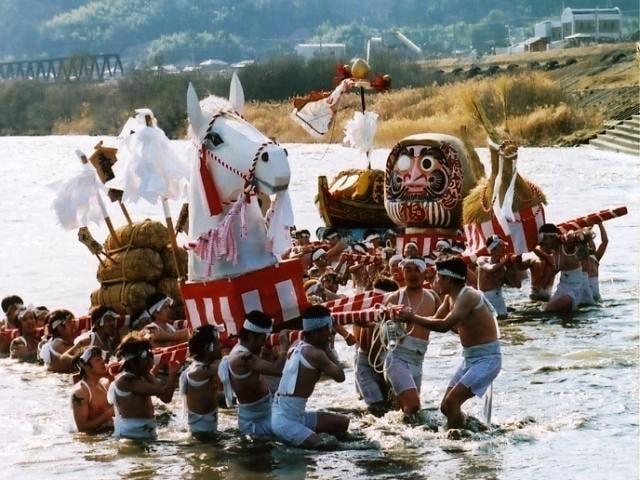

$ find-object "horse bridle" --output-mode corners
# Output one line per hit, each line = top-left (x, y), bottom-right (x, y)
(201, 111), (276, 199)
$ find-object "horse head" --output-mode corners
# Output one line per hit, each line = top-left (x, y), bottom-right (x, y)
(187, 83), (290, 204)
(186, 82), (293, 281)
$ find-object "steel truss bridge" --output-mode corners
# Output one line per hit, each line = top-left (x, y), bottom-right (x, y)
(0, 54), (124, 81)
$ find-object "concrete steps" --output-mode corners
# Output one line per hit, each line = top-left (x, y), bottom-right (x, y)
(590, 114), (640, 156)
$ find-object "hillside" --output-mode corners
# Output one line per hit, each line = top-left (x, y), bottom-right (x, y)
(0, 0), (638, 64)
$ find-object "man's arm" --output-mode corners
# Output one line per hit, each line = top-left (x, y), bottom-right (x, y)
(71, 387), (114, 432)
(398, 291), (474, 332)
(310, 348), (345, 382)
(147, 327), (190, 344)
(126, 362), (180, 403)
(595, 223), (608, 261)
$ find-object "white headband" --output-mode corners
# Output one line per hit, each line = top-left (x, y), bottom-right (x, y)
(400, 258), (427, 272)
(122, 348), (151, 362)
(96, 309), (117, 327)
(305, 282), (321, 294)
(242, 318), (273, 334)
(311, 249), (327, 261)
(365, 234), (380, 242)
(538, 232), (558, 242)
(436, 240), (452, 250)
(303, 315), (333, 332)
(389, 254), (403, 265)
(325, 232), (339, 240)
(51, 313), (73, 331)
(147, 297), (172, 316)
(80, 347), (98, 364)
(487, 237), (504, 252)
(437, 268), (466, 280)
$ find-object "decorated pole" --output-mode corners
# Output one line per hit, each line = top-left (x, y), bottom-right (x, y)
(49, 150), (117, 265)
(76, 150), (120, 247)
(141, 113), (185, 279)
(108, 109), (190, 284)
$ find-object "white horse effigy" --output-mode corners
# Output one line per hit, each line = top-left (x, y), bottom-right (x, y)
(181, 81), (306, 334)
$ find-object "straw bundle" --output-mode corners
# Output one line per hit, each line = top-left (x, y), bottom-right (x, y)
(157, 277), (181, 303)
(97, 248), (164, 284)
(90, 281), (156, 315)
(160, 245), (188, 278)
(104, 219), (169, 252)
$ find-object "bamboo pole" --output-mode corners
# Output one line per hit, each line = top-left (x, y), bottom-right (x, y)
(162, 198), (184, 280)
(78, 151), (121, 247)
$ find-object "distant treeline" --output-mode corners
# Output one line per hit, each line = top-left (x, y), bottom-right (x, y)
(0, 55), (434, 137)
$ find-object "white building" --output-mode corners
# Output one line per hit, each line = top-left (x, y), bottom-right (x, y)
(534, 20), (563, 41)
(560, 7), (622, 41)
(294, 43), (346, 60)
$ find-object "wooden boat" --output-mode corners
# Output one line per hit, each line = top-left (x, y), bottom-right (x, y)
(316, 169), (395, 229)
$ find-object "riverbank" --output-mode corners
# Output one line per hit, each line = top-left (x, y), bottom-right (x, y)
(2, 44), (637, 146)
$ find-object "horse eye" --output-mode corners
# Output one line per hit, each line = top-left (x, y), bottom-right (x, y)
(206, 132), (223, 147)
(261, 152), (269, 162)
(284, 148), (288, 157)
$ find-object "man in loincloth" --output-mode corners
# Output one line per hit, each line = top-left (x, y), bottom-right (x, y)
(39, 309), (84, 373)
(107, 333), (180, 440)
(397, 256), (501, 429)
(516, 224), (560, 302)
(353, 277), (399, 416)
(10, 306), (40, 361)
(543, 224), (590, 313)
(1, 294), (23, 330)
(71, 346), (114, 433)
(583, 222), (608, 302)
(384, 257), (440, 418)
(476, 235), (521, 319)
(272, 305), (349, 448)
(74, 305), (119, 355)
(218, 311), (290, 438)
(180, 325), (222, 436)
(143, 294), (189, 347)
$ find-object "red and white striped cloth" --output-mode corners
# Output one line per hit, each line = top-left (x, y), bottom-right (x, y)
(332, 305), (402, 326)
(181, 258), (308, 335)
(323, 291), (385, 313)
(106, 342), (189, 377)
(557, 206), (627, 234)
(396, 232), (464, 257)
(0, 327), (45, 344)
(339, 253), (384, 266)
(464, 204), (546, 255)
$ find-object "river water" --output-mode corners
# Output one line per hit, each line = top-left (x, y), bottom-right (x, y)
(0, 137), (637, 480)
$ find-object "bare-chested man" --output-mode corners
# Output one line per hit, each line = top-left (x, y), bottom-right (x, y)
(180, 325), (222, 436)
(397, 256), (501, 429)
(384, 257), (440, 417)
(217, 311), (290, 438)
(271, 305), (349, 448)
(476, 235), (521, 319)
(583, 222), (608, 302)
(1, 295), (23, 330)
(74, 306), (119, 355)
(143, 294), (189, 347)
(39, 309), (84, 373)
(516, 224), (561, 301)
(543, 224), (590, 313)
(107, 333), (180, 440)
(10, 307), (40, 361)
(70, 347), (114, 433)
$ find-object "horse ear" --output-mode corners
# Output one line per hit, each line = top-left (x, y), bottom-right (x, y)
(229, 72), (245, 115)
(187, 82), (208, 142)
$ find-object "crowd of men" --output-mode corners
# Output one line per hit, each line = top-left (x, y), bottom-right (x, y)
(0, 220), (608, 447)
